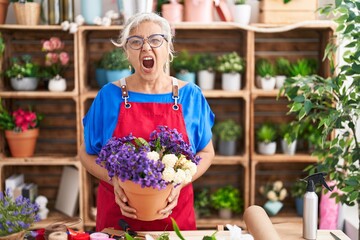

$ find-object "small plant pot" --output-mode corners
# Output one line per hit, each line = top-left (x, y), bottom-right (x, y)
(295, 197), (304, 217)
(5, 128), (39, 158)
(233, 4), (251, 25)
(263, 200), (283, 216)
(275, 75), (286, 89)
(197, 70), (215, 90)
(260, 76), (276, 90)
(106, 69), (132, 83)
(176, 71), (196, 83)
(161, 2), (183, 23)
(48, 75), (67, 92)
(221, 72), (241, 91)
(11, 77), (39, 91)
(257, 141), (276, 155)
(218, 140), (237, 156)
(218, 208), (232, 219)
(281, 139), (297, 155)
(96, 68), (107, 87)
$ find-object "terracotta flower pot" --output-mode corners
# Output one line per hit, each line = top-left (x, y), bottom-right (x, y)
(0, 230), (26, 240)
(5, 128), (39, 158)
(119, 180), (172, 221)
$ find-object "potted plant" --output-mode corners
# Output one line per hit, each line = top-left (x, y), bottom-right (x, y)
(172, 49), (196, 83)
(282, 1), (359, 235)
(210, 185), (243, 219)
(259, 180), (287, 216)
(255, 58), (276, 90)
(288, 58), (317, 77)
(10, 0), (41, 25)
(184, 0), (213, 22)
(96, 126), (200, 221)
(275, 57), (290, 89)
(278, 121), (299, 155)
(213, 119), (242, 156)
(102, 48), (131, 84)
(0, 189), (40, 239)
(193, 52), (217, 90)
(256, 123), (277, 155)
(160, 0), (183, 23)
(216, 51), (245, 91)
(0, 98), (43, 157)
(5, 55), (40, 91)
(194, 188), (211, 218)
(41, 37), (70, 92)
(232, 0), (251, 25)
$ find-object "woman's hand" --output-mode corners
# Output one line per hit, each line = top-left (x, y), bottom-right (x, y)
(112, 177), (137, 219)
(158, 184), (183, 219)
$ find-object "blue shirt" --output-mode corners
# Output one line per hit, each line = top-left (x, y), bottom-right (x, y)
(83, 82), (215, 155)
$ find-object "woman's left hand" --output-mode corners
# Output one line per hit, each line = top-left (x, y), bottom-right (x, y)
(158, 184), (183, 218)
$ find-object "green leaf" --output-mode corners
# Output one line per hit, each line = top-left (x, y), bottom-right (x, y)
(125, 233), (134, 240)
(304, 100), (312, 114)
(172, 218), (186, 240)
(335, 0), (342, 8)
(290, 102), (302, 112)
(344, 24), (355, 34)
(349, 191), (358, 202)
(298, 108), (306, 121)
(351, 63), (360, 73)
(293, 95), (305, 103)
(341, 186), (354, 193)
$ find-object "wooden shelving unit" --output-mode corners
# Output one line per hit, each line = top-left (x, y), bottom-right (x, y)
(0, 22), (335, 230)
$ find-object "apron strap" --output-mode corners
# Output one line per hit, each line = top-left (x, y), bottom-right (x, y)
(120, 78), (131, 109)
(172, 78), (179, 111)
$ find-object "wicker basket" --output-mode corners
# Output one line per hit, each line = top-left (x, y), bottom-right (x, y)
(0, 230), (26, 240)
(13, 2), (40, 25)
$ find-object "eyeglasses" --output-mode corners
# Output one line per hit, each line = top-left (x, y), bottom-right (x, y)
(126, 34), (168, 50)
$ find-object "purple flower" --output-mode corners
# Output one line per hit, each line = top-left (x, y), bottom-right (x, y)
(96, 125), (201, 190)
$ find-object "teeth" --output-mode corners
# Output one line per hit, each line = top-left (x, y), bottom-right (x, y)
(143, 57), (153, 60)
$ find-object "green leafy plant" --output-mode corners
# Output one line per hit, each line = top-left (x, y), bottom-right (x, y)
(275, 57), (291, 76)
(194, 188), (211, 217)
(210, 185), (243, 213)
(172, 50), (196, 73)
(193, 53), (216, 72)
(213, 119), (242, 141)
(256, 123), (277, 143)
(101, 48), (129, 70)
(234, 0), (246, 4)
(288, 58), (317, 77)
(278, 121), (300, 144)
(281, 1), (360, 237)
(216, 52), (245, 73)
(5, 55), (40, 78)
(0, 33), (5, 56)
(255, 58), (276, 78)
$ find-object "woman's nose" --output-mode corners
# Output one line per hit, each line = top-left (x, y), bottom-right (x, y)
(142, 40), (152, 51)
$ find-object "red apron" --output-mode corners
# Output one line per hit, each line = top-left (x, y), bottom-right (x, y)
(96, 78), (196, 232)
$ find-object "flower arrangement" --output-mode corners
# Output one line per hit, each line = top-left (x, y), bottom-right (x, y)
(41, 37), (70, 78)
(259, 180), (288, 202)
(96, 126), (200, 190)
(0, 99), (43, 132)
(0, 189), (40, 237)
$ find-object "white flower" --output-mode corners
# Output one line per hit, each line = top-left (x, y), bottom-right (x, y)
(184, 161), (197, 176)
(147, 151), (160, 161)
(162, 167), (175, 182)
(102, 17), (112, 26)
(61, 20), (70, 31)
(162, 154), (177, 168)
(184, 169), (193, 184)
(93, 16), (102, 25)
(267, 190), (278, 201)
(273, 181), (283, 191)
(279, 188), (287, 201)
(75, 15), (85, 25)
(173, 169), (186, 184)
(69, 23), (78, 34)
(105, 10), (119, 19)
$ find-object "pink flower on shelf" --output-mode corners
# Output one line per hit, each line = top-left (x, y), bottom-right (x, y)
(41, 37), (70, 78)
(12, 109), (38, 132)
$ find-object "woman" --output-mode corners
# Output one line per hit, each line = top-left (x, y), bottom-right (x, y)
(80, 12), (215, 231)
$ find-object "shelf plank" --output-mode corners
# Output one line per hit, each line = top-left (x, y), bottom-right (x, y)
(251, 89), (282, 98)
(204, 90), (248, 98)
(0, 156), (79, 165)
(251, 153), (317, 163)
(0, 91), (78, 99)
(213, 155), (248, 166)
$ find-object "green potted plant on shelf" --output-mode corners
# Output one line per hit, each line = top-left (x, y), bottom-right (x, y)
(232, 0), (251, 25)
(255, 58), (276, 90)
(288, 58), (317, 77)
(0, 189), (40, 239)
(216, 51), (245, 91)
(213, 119), (242, 156)
(210, 185), (243, 219)
(275, 57), (291, 89)
(278, 121), (300, 155)
(172, 49), (196, 83)
(281, 1), (359, 236)
(5, 55), (40, 91)
(259, 180), (287, 216)
(256, 123), (277, 155)
(194, 188), (211, 218)
(102, 48), (131, 85)
(193, 52), (217, 90)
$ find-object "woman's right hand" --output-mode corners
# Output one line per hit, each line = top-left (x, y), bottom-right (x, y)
(112, 177), (137, 219)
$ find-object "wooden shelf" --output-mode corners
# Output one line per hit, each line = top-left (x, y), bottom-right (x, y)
(251, 153), (317, 163)
(30, 211), (83, 230)
(0, 156), (79, 165)
(213, 155), (248, 166)
(0, 90), (78, 99)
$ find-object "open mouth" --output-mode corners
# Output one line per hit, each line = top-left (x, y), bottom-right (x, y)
(142, 57), (154, 69)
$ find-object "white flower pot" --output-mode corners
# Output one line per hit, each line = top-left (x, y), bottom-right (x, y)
(233, 4), (251, 25)
(222, 72), (241, 91)
(275, 75), (287, 89)
(257, 141), (276, 155)
(197, 70), (215, 90)
(11, 77), (39, 91)
(281, 139), (297, 155)
(260, 76), (276, 90)
(48, 75), (67, 92)
(219, 208), (232, 219)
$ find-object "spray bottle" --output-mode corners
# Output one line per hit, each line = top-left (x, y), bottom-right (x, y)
(302, 172), (332, 240)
